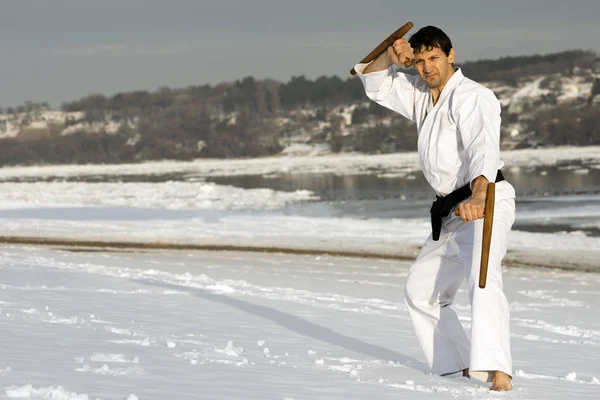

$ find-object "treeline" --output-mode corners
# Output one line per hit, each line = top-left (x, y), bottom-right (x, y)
(60, 50), (597, 116)
(459, 50), (597, 83)
(53, 74), (369, 161)
(0, 49), (598, 166)
(60, 76), (366, 116)
(0, 101), (51, 115)
(524, 102), (600, 147)
(0, 133), (135, 165)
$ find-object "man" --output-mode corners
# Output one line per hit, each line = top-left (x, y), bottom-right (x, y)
(354, 26), (515, 391)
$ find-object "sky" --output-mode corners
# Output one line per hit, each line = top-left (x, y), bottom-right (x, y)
(1, 0), (599, 108)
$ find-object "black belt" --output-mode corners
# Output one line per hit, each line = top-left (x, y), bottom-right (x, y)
(430, 170), (505, 241)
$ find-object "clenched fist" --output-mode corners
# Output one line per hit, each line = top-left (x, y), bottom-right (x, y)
(389, 38), (415, 67)
(363, 38), (415, 74)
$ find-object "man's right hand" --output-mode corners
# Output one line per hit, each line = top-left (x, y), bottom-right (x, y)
(390, 38), (414, 67)
(364, 39), (414, 74)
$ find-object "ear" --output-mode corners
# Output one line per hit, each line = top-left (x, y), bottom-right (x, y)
(448, 48), (455, 64)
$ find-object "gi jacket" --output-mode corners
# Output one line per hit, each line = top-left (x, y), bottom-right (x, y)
(355, 64), (509, 199)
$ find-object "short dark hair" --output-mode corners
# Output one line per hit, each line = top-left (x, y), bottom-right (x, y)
(408, 26), (453, 56)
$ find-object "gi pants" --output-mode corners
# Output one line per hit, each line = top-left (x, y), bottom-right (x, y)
(404, 181), (515, 382)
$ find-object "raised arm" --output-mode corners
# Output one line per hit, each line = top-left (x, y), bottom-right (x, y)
(354, 39), (421, 122)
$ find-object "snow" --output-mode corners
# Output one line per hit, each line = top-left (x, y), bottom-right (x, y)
(0, 202), (598, 270)
(0, 181), (317, 211)
(0, 111), (85, 139)
(278, 143), (331, 156)
(487, 74), (593, 108)
(61, 120), (121, 136)
(0, 247), (597, 399)
(557, 78), (594, 103)
(511, 77), (550, 102)
(0, 146), (598, 181)
(0, 147), (598, 398)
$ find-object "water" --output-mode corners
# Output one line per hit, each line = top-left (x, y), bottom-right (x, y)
(209, 165), (600, 236)
(2, 163), (598, 236)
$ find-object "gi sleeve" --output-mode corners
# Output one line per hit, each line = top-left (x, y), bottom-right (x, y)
(354, 63), (420, 123)
(454, 91), (501, 185)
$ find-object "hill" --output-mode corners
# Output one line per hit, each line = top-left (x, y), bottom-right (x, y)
(0, 50), (599, 166)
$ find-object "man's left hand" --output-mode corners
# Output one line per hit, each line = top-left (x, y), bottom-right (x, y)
(456, 176), (489, 224)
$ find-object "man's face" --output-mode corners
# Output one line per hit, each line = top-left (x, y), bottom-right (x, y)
(412, 46), (455, 90)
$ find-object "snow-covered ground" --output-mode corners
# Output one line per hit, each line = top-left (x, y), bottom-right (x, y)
(0, 147), (599, 398)
(0, 247), (598, 399)
(0, 201), (599, 271)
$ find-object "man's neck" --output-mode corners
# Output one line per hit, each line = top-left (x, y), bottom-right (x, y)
(430, 69), (455, 105)
(430, 88), (442, 105)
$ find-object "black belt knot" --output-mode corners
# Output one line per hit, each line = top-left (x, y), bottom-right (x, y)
(430, 170), (505, 241)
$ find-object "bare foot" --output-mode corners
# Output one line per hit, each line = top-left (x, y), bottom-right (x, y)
(491, 371), (513, 391)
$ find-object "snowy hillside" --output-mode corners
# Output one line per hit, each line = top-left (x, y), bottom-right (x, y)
(1, 55), (598, 164)
(0, 110), (130, 140)
(5, 70), (595, 146)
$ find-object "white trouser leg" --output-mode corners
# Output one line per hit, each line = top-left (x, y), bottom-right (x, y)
(404, 233), (470, 375)
(454, 197), (515, 381)
(405, 195), (515, 379)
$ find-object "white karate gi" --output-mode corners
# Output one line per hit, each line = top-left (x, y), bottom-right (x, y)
(355, 63), (516, 381)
